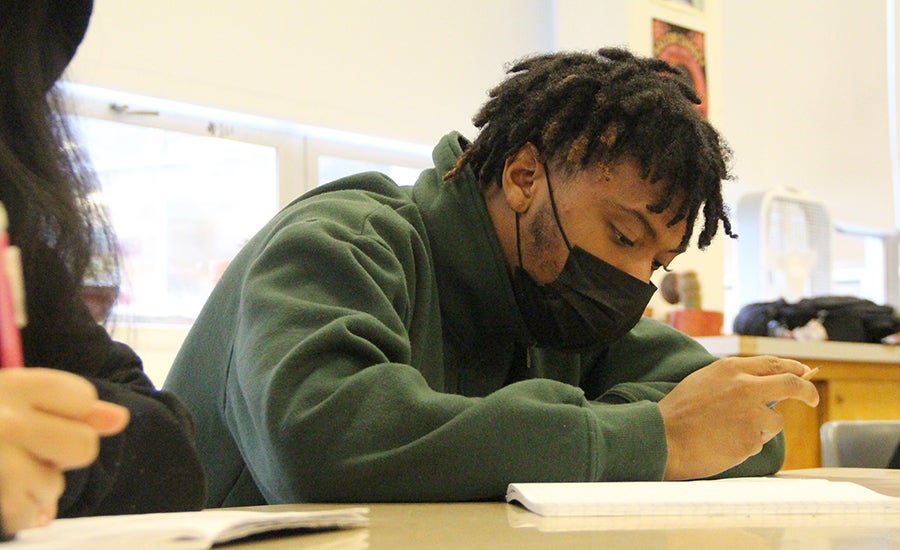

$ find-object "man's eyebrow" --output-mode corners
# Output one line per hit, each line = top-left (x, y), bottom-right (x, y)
(623, 205), (687, 254)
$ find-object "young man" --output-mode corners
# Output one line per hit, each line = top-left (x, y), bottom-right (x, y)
(165, 48), (819, 507)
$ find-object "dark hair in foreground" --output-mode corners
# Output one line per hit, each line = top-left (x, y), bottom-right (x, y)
(0, 0), (119, 329)
(445, 47), (735, 250)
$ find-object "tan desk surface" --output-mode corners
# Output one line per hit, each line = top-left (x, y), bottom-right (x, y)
(226, 468), (899, 549)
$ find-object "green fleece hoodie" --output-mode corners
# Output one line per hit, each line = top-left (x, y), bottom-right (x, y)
(165, 132), (784, 507)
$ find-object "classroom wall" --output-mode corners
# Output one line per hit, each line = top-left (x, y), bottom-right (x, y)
(718, 0), (894, 233)
(68, 0), (556, 146)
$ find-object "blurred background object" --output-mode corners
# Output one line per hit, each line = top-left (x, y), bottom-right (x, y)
(661, 270), (724, 336)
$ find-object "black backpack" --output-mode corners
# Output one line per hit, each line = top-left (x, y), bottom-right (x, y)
(733, 296), (900, 343)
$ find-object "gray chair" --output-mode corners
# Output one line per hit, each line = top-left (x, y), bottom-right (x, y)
(820, 420), (900, 468)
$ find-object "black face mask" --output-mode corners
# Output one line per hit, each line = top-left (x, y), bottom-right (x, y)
(511, 168), (657, 351)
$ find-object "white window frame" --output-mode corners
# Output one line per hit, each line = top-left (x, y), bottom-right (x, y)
(305, 133), (432, 189)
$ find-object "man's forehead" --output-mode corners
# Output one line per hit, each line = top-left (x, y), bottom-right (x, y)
(578, 158), (679, 202)
(577, 159), (693, 246)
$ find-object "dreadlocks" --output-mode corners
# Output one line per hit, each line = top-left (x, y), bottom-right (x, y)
(444, 47), (735, 250)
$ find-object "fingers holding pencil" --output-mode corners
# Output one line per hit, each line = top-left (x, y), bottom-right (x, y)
(767, 367), (821, 408)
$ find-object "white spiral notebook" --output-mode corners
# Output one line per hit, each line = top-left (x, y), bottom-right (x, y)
(506, 478), (900, 517)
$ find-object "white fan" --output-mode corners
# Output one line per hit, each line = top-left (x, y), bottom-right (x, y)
(735, 187), (832, 308)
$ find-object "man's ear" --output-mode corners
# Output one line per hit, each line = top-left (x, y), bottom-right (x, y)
(501, 143), (544, 213)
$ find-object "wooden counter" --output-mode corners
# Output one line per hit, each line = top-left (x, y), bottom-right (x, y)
(695, 336), (900, 469)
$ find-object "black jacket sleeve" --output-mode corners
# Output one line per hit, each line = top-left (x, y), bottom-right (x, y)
(57, 340), (207, 516)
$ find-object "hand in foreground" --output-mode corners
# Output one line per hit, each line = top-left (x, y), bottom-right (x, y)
(0, 368), (129, 536)
(657, 355), (819, 481)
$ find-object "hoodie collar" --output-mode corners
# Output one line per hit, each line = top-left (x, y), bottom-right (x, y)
(412, 132), (531, 348)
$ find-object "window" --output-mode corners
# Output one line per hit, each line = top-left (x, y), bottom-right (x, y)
(306, 133), (431, 189)
(77, 117), (279, 324)
(65, 84), (431, 385)
(318, 155), (424, 187)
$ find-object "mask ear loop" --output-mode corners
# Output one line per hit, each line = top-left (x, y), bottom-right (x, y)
(515, 213), (525, 268)
(544, 165), (574, 250)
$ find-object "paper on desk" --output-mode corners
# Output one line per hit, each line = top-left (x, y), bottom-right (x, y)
(10, 507), (369, 549)
(506, 478), (900, 517)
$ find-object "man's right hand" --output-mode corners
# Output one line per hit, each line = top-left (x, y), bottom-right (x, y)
(657, 355), (819, 480)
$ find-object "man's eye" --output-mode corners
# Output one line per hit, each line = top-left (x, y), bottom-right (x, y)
(613, 227), (634, 247)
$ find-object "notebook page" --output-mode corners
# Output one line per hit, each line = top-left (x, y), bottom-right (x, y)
(11, 508), (369, 549)
(506, 478), (900, 517)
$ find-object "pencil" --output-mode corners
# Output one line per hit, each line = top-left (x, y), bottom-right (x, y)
(0, 202), (24, 368)
(801, 366), (821, 380)
(767, 366), (821, 408)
